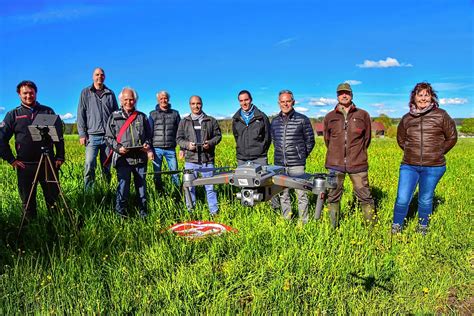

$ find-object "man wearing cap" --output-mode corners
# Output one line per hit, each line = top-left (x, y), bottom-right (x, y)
(323, 83), (376, 228)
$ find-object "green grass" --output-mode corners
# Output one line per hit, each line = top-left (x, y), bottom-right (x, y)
(0, 135), (472, 314)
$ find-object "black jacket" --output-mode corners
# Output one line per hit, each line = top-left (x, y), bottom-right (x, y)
(271, 109), (315, 167)
(176, 113), (222, 163)
(148, 105), (180, 149)
(232, 105), (271, 160)
(105, 109), (152, 166)
(0, 103), (65, 164)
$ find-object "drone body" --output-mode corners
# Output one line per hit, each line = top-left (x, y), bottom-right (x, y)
(181, 162), (336, 217)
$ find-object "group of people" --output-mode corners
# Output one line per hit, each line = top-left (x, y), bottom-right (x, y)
(0, 67), (458, 234)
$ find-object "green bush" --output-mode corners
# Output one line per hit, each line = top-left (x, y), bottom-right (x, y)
(460, 118), (474, 135)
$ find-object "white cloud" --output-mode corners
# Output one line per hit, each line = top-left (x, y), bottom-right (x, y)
(439, 98), (468, 105)
(356, 57), (412, 68)
(376, 109), (396, 115)
(275, 37), (296, 47)
(308, 97), (338, 106)
(181, 113), (190, 118)
(319, 109), (328, 113)
(60, 113), (75, 120)
(345, 80), (362, 85)
(371, 103), (385, 108)
(432, 82), (474, 91)
(0, 106), (5, 113)
(294, 106), (309, 113)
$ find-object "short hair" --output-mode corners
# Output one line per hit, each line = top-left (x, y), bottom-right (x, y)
(278, 89), (294, 100)
(238, 90), (252, 100)
(119, 87), (139, 102)
(93, 67), (105, 75)
(156, 91), (170, 99)
(189, 95), (202, 103)
(17, 80), (37, 93)
(409, 82), (439, 108)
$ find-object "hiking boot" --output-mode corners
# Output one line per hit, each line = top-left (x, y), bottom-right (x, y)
(328, 202), (340, 228)
(391, 223), (402, 234)
(417, 225), (428, 236)
(361, 203), (377, 225)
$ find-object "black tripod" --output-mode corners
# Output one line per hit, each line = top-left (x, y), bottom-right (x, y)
(18, 127), (73, 236)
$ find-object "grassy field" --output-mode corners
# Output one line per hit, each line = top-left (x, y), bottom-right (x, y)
(0, 135), (472, 314)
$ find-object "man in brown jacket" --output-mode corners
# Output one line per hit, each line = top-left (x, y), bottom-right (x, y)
(323, 83), (375, 228)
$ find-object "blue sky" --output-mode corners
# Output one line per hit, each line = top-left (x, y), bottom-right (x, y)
(1, 0), (473, 122)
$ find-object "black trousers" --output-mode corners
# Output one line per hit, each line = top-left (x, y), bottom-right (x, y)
(17, 162), (59, 218)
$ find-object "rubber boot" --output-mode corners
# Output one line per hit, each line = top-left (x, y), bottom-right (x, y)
(328, 202), (340, 228)
(361, 203), (376, 225)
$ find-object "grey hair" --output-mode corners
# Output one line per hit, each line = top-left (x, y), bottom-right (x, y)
(156, 90), (170, 99)
(118, 87), (139, 102)
(278, 89), (294, 100)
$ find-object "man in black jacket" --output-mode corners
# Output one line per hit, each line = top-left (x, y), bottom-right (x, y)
(0, 80), (65, 219)
(271, 90), (315, 223)
(176, 96), (222, 215)
(148, 91), (181, 191)
(232, 90), (271, 165)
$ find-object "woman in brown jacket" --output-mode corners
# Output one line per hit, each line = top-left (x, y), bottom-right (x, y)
(392, 82), (457, 235)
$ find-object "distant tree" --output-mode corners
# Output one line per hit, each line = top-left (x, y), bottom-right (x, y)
(218, 119), (232, 135)
(374, 114), (392, 128)
(460, 118), (474, 135)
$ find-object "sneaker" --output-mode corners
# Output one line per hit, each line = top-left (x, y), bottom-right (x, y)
(417, 225), (428, 236)
(391, 223), (402, 234)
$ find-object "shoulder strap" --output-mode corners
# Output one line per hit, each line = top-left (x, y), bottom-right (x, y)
(103, 111), (138, 167)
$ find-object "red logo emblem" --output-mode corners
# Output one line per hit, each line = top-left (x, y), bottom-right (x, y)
(167, 221), (237, 239)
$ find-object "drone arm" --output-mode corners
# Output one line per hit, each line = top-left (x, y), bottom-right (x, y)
(272, 175), (314, 192)
(184, 173), (231, 187)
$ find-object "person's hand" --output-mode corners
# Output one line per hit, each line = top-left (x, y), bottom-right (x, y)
(188, 142), (196, 151)
(11, 160), (25, 169)
(142, 143), (151, 153)
(203, 141), (210, 150)
(79, 137), (88, 146)
(147, 150), (154, 161)
(55, 160), (64, 169)
(178, 150), (185, 160)
(118, 146), (129, 155)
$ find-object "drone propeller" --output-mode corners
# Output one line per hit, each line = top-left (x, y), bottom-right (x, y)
(151, 161), (233, 175)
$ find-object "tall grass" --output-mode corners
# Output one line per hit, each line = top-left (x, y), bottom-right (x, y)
(0, 135), (472, 313)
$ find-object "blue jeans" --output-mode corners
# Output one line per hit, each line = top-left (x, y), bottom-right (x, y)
(115, 161), (147, 215)
(393, 164), (446, 227)
(153, 148), (179, 187)
(184, 162), (218, 214)
(84, 135), (111, 189)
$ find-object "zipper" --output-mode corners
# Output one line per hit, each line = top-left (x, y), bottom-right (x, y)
(283, 119), (288, 165)
(343, 117), (348, 166)
(420, 116), (423, 165)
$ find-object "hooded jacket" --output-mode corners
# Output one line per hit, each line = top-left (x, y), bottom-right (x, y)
(397, 107), (457, 166)
(176, 113), (222, 163)
(232, 105), (271, 160)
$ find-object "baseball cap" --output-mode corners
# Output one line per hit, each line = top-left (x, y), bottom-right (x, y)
(337, 83), (352, 92)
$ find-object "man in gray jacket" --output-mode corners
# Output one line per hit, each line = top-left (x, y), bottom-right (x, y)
(176, 96), (222, 215)
(77, 67), (118, 189)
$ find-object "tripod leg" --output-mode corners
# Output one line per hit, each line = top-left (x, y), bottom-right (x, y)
(18, 155), (44, 237)
(45, 155), (74, 225)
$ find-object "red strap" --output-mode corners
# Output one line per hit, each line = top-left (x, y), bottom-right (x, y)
(103, 112), (138, 167)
